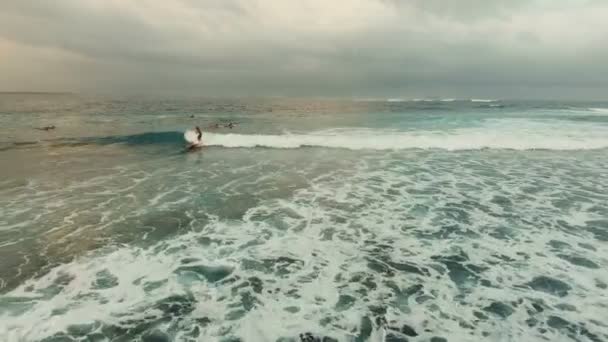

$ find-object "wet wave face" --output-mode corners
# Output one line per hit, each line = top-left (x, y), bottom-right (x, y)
(1, 147), (607, 342)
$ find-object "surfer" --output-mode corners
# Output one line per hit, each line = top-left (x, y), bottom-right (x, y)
(186, 126), (203, 150)
(196, 126), (202, 142)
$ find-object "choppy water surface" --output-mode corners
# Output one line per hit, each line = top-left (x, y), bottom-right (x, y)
(1, 94), (607, 342)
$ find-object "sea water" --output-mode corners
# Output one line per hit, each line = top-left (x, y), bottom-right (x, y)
(0, 94), (607, 341)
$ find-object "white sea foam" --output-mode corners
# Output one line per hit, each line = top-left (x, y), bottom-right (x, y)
(2, 150), (607, 342)
(471, 99), (497, 102)
(202, 121), (608, 151)
(410, 98), (457, 102)
(588, 107), (608, 114)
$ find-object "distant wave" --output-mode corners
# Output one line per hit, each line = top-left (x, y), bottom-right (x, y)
(588, 108), (608, 114)
(411, 98), (453, 102)
(0, 132), (184, 152)
(403, 98), (499, 103)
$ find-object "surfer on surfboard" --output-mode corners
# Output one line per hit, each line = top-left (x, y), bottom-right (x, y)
(185, 126), (203, 150)
(195, 126), (202, 142)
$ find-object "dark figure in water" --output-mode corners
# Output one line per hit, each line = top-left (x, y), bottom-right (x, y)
(36, 125), (56, 131)
(195, 126), (202, 142)
(225, 122), (238, 129)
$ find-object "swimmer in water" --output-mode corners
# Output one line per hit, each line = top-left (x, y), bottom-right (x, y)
(36, 125), (56, 131)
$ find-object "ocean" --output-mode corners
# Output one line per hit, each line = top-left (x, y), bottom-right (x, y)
(0, 94), (607, 342)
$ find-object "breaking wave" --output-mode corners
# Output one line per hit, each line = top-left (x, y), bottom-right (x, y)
(588, 107), (608, 114)
(203, 122), (608, 151)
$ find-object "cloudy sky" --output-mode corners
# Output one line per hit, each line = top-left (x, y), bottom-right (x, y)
(1, 0), (607, 98)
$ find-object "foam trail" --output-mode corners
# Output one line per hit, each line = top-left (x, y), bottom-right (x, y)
(202, 124), (608, 151)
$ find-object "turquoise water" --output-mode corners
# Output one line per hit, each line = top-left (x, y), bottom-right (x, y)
(1, 94), (607, 341)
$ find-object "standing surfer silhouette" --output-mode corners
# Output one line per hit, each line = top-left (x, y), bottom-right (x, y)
(186, 126), (203, 150)
(196, 126), (202, 142)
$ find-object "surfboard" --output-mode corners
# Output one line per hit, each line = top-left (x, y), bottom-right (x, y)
(184, 130), (203, 148)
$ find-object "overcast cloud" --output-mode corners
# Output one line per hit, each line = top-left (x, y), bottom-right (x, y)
(1, 0), (607, 98)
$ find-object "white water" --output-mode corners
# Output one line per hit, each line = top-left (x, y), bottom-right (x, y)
(2, 151), (607, 342)
(588, 107), (608, 114)
(471, 99), (497, 103)
(202, 120), (608, 151)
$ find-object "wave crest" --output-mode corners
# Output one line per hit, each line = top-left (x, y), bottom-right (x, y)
(202, 125), (608, 151)
(588, 108), (608, 114)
